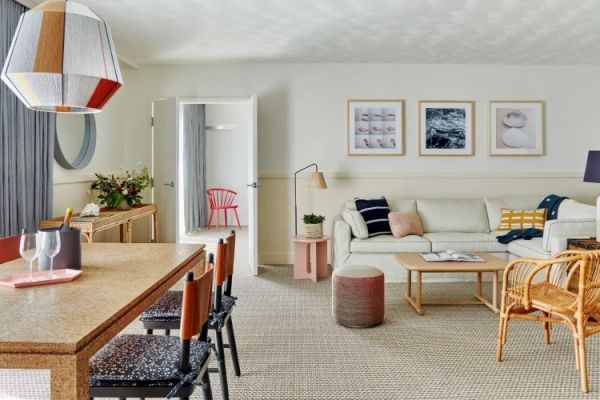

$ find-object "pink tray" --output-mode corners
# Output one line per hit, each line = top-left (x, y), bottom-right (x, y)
(0, 269), (82, 288)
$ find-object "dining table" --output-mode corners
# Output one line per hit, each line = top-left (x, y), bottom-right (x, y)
(0, 242), (205, 400)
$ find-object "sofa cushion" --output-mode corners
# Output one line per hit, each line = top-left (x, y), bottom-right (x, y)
(485, 197), (541, 230)
(342, 211), (369, 239)
(417, 199), (490, 233)
(498, 208), (547, 231)
(355, 197), (392, 237)
(507, 238), (551, 259)
(389, 212), (423, 238)
(558, 199), (596, 219)
(423, 232), (508, 253)
(345, 199), (416, 213)
(350, 235), (431, 253)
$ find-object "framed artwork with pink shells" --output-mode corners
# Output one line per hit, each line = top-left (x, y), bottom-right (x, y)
(489, 101), (545, 156)
(347, 100), (404, 156)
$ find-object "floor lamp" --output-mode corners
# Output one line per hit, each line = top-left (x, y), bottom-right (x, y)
(294, 163), (327, 236)
(583, 150), (600, 241)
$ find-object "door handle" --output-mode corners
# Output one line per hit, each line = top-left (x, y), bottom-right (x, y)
(163, 181), (174, 187)
(247, 182), (261, 188)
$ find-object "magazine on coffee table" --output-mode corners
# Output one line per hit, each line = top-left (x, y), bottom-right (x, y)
(420, 250), (484, 262)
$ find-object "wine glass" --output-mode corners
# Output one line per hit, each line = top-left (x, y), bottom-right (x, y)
(41, 231), (61, 279)
(19, 233), (40, 282)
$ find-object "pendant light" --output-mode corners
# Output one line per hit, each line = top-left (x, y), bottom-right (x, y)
(1, 0), (123, 113)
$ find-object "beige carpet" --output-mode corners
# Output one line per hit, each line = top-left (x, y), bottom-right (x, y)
(1, 264), (599, 399)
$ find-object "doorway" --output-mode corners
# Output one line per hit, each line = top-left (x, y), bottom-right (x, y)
(151, 96), (259, 275)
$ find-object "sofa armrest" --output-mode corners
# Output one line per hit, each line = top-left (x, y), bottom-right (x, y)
(542, 219), (596, 252)
(333, 217), (352, 269)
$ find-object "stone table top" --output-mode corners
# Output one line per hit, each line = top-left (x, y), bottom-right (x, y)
(0, 243), (204, 354)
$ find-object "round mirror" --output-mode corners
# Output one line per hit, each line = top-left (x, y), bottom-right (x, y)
(54, 114), (96, 169)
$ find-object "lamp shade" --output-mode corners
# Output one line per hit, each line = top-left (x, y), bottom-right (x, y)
(1, 0), (123, 113)
(584, 151), (600, 183)
(308, 172), (327, 189)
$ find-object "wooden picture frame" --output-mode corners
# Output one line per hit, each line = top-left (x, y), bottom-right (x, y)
(489, 100), (545, 156)
(347, 99), (405, 156)
(418, 100), (475, 156)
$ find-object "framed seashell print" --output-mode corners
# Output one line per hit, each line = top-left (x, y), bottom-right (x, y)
(489, 101), (545, 156)
(347, 100), (405, 155)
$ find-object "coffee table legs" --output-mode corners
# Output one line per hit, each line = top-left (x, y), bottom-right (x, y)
(405, 270), (500, 315)
(405, 270), (424, 315)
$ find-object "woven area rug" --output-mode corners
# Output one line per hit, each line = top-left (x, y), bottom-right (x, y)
(1, 264), (598, 399)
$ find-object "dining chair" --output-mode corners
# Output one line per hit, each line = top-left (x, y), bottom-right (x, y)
(0, 235), (21, 263)
(89, 264), (215, 400)
(207, 188), (241, 229)
(496, 250), (600, 392)
(140, 233), (240, 400)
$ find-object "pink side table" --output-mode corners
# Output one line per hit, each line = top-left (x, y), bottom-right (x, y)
(292, 235), (329, 282)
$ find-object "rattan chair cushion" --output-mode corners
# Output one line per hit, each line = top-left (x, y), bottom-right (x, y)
(89, 334), (211, 387)
(140, 290), (235, 323)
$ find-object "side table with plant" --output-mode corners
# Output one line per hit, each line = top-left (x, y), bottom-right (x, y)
(303, 214), (326, 238)
(90, 165), (153, 211)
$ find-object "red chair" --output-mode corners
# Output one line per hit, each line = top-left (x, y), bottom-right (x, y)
(207, 188), (241, 229)
(0, 235), (21, 263)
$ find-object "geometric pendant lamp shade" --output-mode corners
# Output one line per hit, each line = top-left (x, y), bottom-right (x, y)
(1, 0), (123, 113)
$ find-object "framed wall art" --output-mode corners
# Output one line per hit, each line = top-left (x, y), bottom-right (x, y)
(489, 101), (544, 156)
(347, 99), (404, 156)
(418, 100), (474, 156)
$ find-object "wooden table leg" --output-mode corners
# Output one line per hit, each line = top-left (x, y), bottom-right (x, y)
(406, 270), (412, 299)
(152, 211), (159, 243)
(50, 354), (89, 399)
(476, 271), (482, 297)
(416, 271), (422, 313)
(493, 271), (499, 311)
(126, 221), (133, 243)
(119, 224), (124, 243)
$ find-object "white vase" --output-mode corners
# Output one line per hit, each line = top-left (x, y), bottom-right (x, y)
(117, 199), (131, 211)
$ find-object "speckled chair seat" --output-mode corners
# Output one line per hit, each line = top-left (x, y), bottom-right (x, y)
(90, 334), (211, 388)
(140, 290), (236, 328)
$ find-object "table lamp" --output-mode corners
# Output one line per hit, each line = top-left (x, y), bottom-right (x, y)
(294, 163), (327, 236)
(583, 150), (600, 241)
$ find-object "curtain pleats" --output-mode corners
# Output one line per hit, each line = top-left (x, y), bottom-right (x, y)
(183, 104), (207, 233)
(1, 0), (54, 237)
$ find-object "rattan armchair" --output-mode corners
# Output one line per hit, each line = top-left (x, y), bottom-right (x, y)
(496, 250), (600, 392)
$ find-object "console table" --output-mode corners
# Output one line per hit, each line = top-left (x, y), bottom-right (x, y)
(40, 203), (158, 243)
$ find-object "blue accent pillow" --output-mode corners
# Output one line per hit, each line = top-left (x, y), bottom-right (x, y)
(354, 197), (392, 237)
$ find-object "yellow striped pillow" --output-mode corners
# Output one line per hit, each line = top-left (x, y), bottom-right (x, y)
(498, 208), (547, 231)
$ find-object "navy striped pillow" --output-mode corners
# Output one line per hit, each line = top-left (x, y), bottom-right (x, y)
(354, 197), (392, 237)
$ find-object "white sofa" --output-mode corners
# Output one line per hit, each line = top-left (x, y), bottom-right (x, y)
(333, 197), (596, 282)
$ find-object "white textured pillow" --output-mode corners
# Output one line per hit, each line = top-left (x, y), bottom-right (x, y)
(342, 211), (369, 239)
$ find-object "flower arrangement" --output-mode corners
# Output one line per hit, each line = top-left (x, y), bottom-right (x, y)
(303, 214), (326, 238)
(90, 164), (153, 209)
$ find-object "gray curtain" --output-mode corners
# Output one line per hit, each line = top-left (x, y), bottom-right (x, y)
(183, 104), (208, 232)
(1, 0), (55, 237)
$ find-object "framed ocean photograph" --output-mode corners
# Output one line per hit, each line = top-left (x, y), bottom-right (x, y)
(347, 100), (404, 156)
(489, 101), (544, 156)
(418, 101), (474, 156)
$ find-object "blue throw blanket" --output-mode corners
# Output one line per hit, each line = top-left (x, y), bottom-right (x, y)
(496, 194), (568, 244)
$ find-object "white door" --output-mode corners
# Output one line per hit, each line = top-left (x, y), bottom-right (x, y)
(152, 97), (178, 243)
(247, 95), (259, 274)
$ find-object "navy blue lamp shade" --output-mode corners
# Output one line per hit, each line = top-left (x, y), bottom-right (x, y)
(584, 151), (600, 183)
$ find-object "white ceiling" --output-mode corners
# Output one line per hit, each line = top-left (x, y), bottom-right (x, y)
(39, 0), (600, 65)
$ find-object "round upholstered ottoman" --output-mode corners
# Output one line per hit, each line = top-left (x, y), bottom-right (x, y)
(332, 265), (384, 328)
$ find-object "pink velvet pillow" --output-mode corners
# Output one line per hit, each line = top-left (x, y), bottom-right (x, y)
(388, 212), (424, 238)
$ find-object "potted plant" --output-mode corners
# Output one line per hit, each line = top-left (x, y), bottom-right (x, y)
(303, 214), (326, 238)
(90, 165), (153, 210)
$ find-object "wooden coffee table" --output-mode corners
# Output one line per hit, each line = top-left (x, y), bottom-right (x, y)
(395, 252), (507, 315)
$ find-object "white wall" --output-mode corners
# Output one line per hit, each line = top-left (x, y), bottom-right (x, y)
(205, 104), (249, 226)
(69, 63), (600, 260)
(51, 66), (148, 242)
